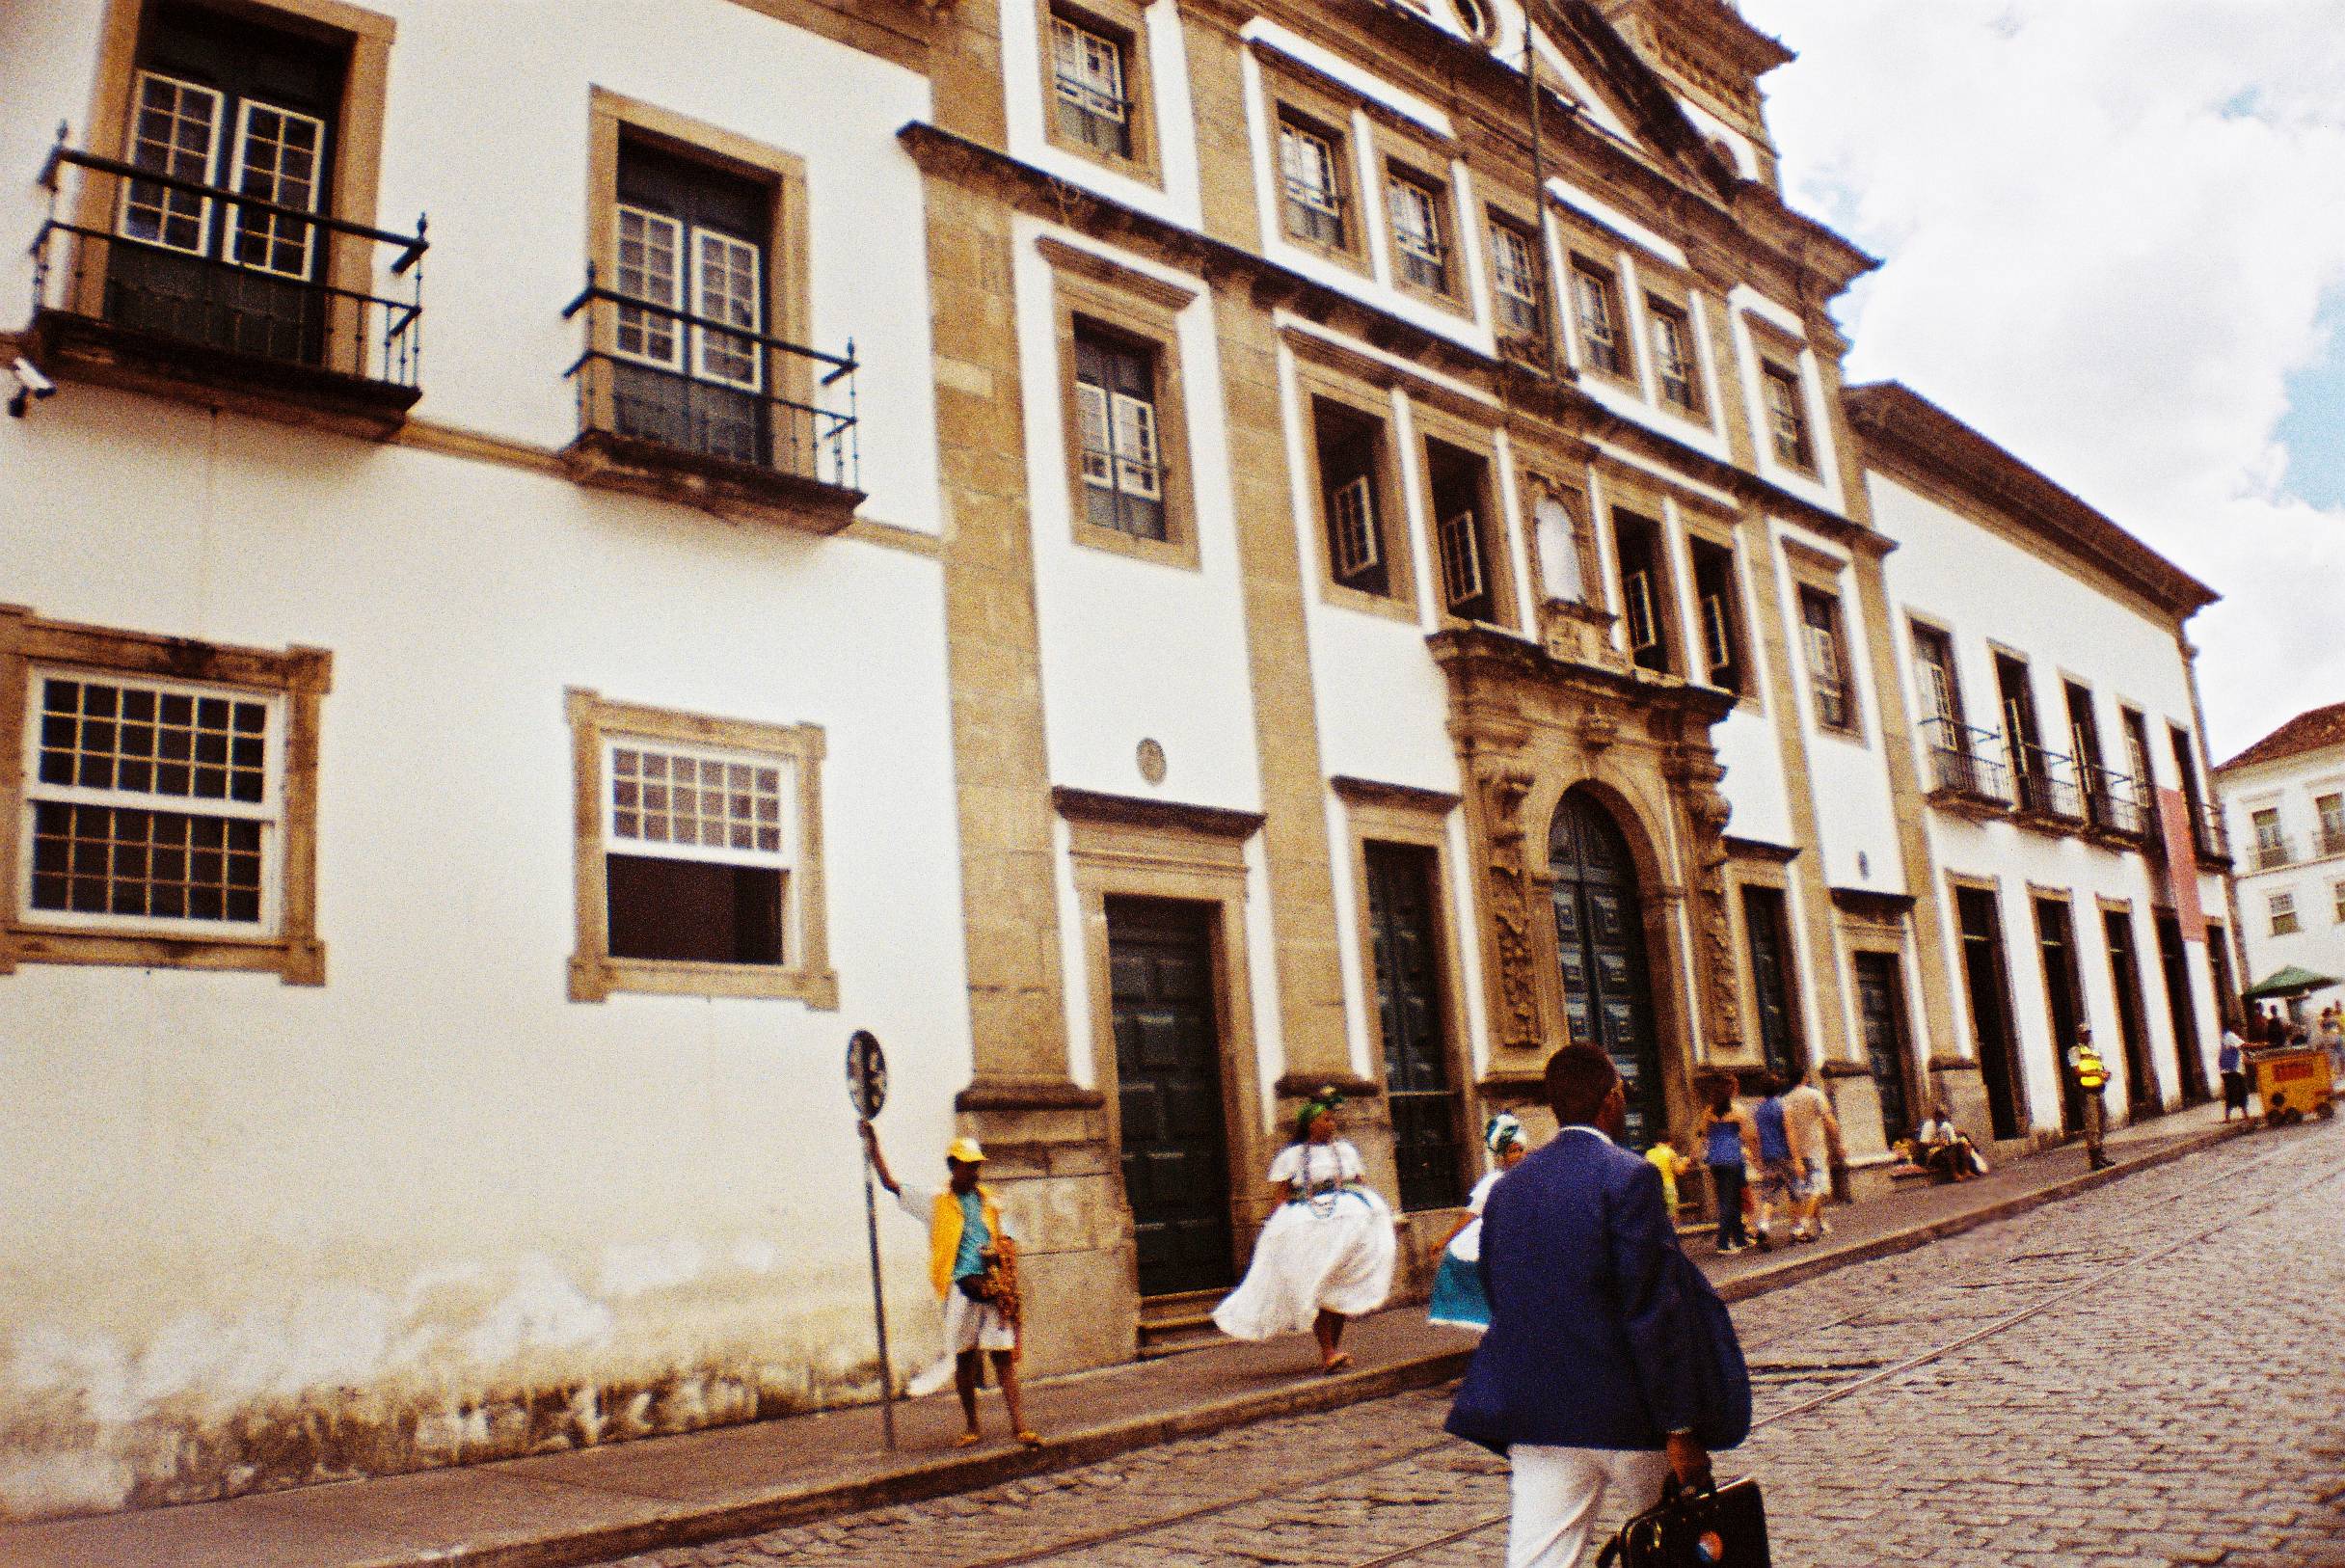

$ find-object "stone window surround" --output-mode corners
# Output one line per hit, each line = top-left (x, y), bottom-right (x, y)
(1259, 63), (1372, 274)
(1480, 187), (1549, 352)
(1683, 515), (1760, 711)
(580, 89), (814, 450)
(1038, 0), (1163, 187)
(1641, 273), (1709, 422)
(1042, 242), (1204, 571)
(1290, 354), (1421, 624)
(566, 688), (834, 1007)
(1333, 776), (1476, 1217)
(1747, 315), (1820, 477)
(1783, 539), (1866, 745)
(0, 606), (330, 986)
(73, 0), (395, 380)
(1373, 141), (1462, 311)
(1598, 474), (1682, 674)
(1516, 468), (1604, 621)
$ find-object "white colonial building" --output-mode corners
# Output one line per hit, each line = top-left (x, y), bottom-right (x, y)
(2216, 702), (2345, 1022)
(0, 0), (978, 1521)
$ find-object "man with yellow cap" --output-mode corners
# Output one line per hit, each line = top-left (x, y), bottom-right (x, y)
(860, 1121), (1040, 1447)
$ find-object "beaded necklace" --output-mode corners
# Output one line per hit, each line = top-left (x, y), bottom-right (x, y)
(1288, 1140), (1348, 1217)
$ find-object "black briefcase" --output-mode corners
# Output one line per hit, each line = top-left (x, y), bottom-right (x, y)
(1597, 1474), (1770, 1568)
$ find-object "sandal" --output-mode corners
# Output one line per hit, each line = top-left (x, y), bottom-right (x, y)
(1321, 1352), (1353, 1374)
(953, 1431), (983, 1448)
(1016, 1430), (1043, 1448)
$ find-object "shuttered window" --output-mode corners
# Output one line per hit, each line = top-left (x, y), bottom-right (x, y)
(1075, 328), (1167, 540)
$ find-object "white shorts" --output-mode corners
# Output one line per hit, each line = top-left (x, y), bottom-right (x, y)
(942, 1283), (1018, 1354)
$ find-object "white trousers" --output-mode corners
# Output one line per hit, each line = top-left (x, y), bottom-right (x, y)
(1507, 1445), (1672, 1568)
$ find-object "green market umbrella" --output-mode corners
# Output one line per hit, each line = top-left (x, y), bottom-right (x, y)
(2243, 964), (2342, 1001)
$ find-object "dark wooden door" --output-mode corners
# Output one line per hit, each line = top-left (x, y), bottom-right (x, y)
(1742, 885), (1801, 1082)
(2155, 914), (2209, 1103)
(1107, 898), (1235, 1297)
(1549, 793), (1665, 1149)
(1364, 842), (1462, 1211)
(2103, 909), (2159, 1117)
(1955, 886), (2025, 1140)
(1852, 953), (1914, 1147)
(2035, 898), (2086, 1132)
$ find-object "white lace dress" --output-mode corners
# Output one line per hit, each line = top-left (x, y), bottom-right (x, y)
(1211, 1139), (1397, 1340)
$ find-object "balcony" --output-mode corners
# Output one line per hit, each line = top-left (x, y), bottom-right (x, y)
(2011, 743), (2085, 826)
(1918, 718), (2013, 816)
(26, 131), (425, 436)
(2082, 770), (2148, 842)
(2192, 801), (2230, 865)
(560, 266), (863, 532)
(2322, 825), (2345, 859)
(2251, 835), (2299, 872)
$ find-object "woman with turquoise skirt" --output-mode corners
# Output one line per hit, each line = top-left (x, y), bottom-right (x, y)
(1426, 1113), (1528, 1332)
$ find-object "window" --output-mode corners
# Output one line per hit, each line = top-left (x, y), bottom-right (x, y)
(1911, 625), (1962, 732)
(1763, 362), (1815, 471)
(2318, 793), (2345, 855)
(2121, 709), (2154, 796)
(568, 689), (833, 1006)
(1279, 115), (1347, 249)
(1689, 537), (1742, 693)
(2332, 880), (2345, 924)
(1648, 298), (1704, 415)
(1571, 261), (1625, 377)
(1489, 220), (1544, 340)
(1799, 584), (1853, 731)
(2270, 891), (2300, 937)
(1611, 512), (1672, 675)
(606, 137), (775, 468)
(1312, 397), (1402, 600)
(1424, 438), (1501, 624)
(1051, 13), (1133, 160)
(1073, 324), (1166, 541)
(3, 608), (327, 984)
(2064, 681), (2108, 818)
(2251, 806), (2286, 868)
(1387, 171), (1450, 294)
(102, 3), (355, 368)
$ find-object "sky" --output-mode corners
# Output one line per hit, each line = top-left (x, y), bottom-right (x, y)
(1732, 0), (2345, 763)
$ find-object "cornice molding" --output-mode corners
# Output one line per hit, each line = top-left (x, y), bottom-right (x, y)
(1331, 774), (1466, 815)
(1051, 785), (1267, 840)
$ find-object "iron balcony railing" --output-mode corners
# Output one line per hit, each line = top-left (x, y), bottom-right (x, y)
(30, 127), (425, 389)
(2321, 825), (2345, 859)
(1918, 717), (2013, 805)
(562, 265), (858, 495)
(2011, 742), (2084, 822)
(2191, 800), (2229, 862)
(2082, 769), (2148, 838)
(2251, 835), (2298, 872)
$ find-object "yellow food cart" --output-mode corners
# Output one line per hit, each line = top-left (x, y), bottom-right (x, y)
(2247, 1044), (2336, 1125)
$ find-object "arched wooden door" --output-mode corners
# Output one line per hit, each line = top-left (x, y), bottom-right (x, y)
(1549, 791), (1667, 1148)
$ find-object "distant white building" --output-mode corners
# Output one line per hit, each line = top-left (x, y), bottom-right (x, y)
(2216, 703), (2345, 1023)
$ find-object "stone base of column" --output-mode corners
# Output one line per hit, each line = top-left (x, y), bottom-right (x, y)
(1927, 1057), (1993, 1146)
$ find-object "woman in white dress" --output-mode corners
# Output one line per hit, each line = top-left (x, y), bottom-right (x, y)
(1426, 1113), (1527, 1332)
(1212, 1089), (1397, 1371)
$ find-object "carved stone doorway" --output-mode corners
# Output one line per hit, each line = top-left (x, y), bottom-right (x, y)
(1548, 789), (1666, 1148)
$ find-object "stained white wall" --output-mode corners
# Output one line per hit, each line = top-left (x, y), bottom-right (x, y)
(0, 0), (964, 1520)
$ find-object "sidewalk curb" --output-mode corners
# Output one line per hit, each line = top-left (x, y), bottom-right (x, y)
(204, 1118), (2270, 1568)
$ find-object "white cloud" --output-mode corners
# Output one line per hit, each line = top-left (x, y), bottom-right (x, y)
(1739, 0), (2345, 756)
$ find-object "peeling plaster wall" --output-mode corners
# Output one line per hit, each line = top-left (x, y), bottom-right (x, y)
(0, 0), (967, 1521)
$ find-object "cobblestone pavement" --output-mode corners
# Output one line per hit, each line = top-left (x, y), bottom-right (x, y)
(609, 1118), (2345, 1567)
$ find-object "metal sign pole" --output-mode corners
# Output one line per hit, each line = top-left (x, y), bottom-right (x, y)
(861, 1144), (898, 1451)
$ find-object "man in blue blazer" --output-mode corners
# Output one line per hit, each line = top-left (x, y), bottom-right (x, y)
(1446, 1044), (1715, 1567)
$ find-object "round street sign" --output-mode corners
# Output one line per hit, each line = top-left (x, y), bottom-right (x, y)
(846, 1030), (888, 1119)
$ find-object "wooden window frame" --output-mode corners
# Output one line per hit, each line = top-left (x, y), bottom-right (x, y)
(1792, 568), (1863, 741)
(0, 606), (328, 985)
(1759, 356), (1818, 474)
(1264, 71), (1365, 271)
(1295, 362), (1418, 621)
(76, 0), (395, 378)
(567, 689), (833, 1007)
(1415, 408), (1515, 631)
(1039, 0), (1160, 184)
(582, 90), (812, 454)
(1606, 503), (1676, 676)
(1567, 253), (1632, 386)
(1046, 252), (1202, 570)
(1686, 528), (1748, 697)
(1645, 290), (1706, 419)
(1908, 615), (1966, 734)
(1381, 156), (1456, 305)
(2268, 890), (2299, 937)
(1483, 199), (1548, 356)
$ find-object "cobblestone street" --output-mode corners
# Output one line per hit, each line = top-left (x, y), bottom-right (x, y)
(608, 1118), (2345, 1568)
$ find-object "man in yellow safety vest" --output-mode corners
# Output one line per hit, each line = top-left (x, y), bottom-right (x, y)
(2065, 1025), (2114, 1171)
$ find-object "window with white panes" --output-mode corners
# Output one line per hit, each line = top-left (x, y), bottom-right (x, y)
(2318, 793), (2345, 855)
(1799, 584), (1854, 732)
(1311, 395), (1395, 597)
(1489, 221), (1543, 338)
(121, 72), (221, 254)
(606, 738), (791, 965)
(2332, 880), (2345, 924)
(1331, 476), (1379, 581)
(2270, 890), (2299, 936)
(226, 99), (325, 277)
(1571, 261), (1624, 377)
(1764, 362), (1815, 471)
(1074, 326), (1166, 540)
(1649, 298), (1703, 415)
(614, 205), (682, 366)
(692, 230), (763, 391)
(22, 670), (282, 933)
(1387, 174), (1448, 293)
(1051, 14), (1132, 159)
(1279, 117), (1345, 248)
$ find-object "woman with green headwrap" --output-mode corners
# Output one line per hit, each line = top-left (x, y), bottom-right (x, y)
(1211, 1088), (1396, 1372)
(1427, 1112), (1529, 1332)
